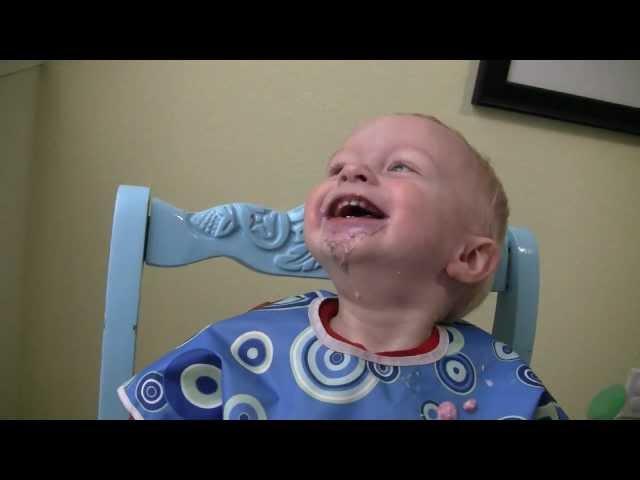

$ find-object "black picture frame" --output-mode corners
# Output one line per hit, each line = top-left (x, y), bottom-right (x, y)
(472, 60), (640, 136)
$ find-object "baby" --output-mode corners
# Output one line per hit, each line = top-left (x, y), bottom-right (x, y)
(118, 114), (568, 420)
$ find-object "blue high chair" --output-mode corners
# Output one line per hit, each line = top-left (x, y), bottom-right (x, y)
(98, 185), (540, 420)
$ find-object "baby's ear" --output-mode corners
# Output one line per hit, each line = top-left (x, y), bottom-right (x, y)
(446, 236), (500, 284)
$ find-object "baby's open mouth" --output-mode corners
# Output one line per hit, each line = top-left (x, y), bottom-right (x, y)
(327, 195), (387, 219)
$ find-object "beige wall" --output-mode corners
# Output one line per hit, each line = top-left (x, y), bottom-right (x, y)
(19, 60), (640, 419)
(0, 66), (40, 418)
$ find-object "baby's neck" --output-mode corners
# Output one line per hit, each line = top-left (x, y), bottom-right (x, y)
(329, 279), (450, 353)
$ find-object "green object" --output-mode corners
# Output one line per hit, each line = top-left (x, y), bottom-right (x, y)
(587, 384), (626, 420)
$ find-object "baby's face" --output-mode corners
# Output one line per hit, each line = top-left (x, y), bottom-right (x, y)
(304, 115), (480, 276)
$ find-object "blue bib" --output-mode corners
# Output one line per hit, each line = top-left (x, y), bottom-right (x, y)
(118, 290), (568, 420)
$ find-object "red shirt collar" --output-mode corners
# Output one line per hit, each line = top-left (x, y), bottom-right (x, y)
(318, 297), (440, 357)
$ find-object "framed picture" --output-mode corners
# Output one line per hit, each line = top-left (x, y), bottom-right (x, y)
(472, 60), (640, 136)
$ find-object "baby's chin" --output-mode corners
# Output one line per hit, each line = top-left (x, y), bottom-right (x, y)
(310, 226), (387, 273)
(320, 215), (388, 240)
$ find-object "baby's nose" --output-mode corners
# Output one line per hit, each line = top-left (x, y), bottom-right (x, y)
(340, 163), (372, 183)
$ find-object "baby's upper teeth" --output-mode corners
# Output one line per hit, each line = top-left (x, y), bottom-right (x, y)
(333, 197), (377, 216)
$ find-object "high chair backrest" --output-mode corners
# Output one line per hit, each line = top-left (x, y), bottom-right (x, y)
(98, 185), (540, 419)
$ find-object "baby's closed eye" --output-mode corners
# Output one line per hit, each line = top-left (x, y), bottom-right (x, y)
(328, 163), (344, 176)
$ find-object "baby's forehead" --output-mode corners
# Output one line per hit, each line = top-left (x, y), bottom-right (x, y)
(342, 115), (477, 172)
(348, 115), (459, 146)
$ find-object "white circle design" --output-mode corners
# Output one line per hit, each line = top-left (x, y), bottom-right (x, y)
(230, 331), (274, 374)
(180, 363), (223, 409)
(421, 401), (440, 420)
(446, 359), (467, 383)
(223, 394), (267, 420)
(290, 327), (378, 404)
(444, 326), (465, 355)
(493, 341), (520, 361)
(140, 378), (163, 405)
(323, 350), (350, 371)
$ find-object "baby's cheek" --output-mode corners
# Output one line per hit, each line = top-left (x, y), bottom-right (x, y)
(303, 195), (320, 232)
(303, 210), (326, 260)
(395, 211), (436, 244)
(302, 217), (319, 252)
(304, 183), (329, 219)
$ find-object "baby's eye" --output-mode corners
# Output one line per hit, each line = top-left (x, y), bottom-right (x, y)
(328, 164), (344, 176)
(388, 162), (414, 173)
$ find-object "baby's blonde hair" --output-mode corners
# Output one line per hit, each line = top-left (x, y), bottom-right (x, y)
(401, 113), (510, 320)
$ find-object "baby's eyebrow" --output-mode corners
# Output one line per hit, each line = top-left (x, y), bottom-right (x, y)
(326, 149), (343, 167)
